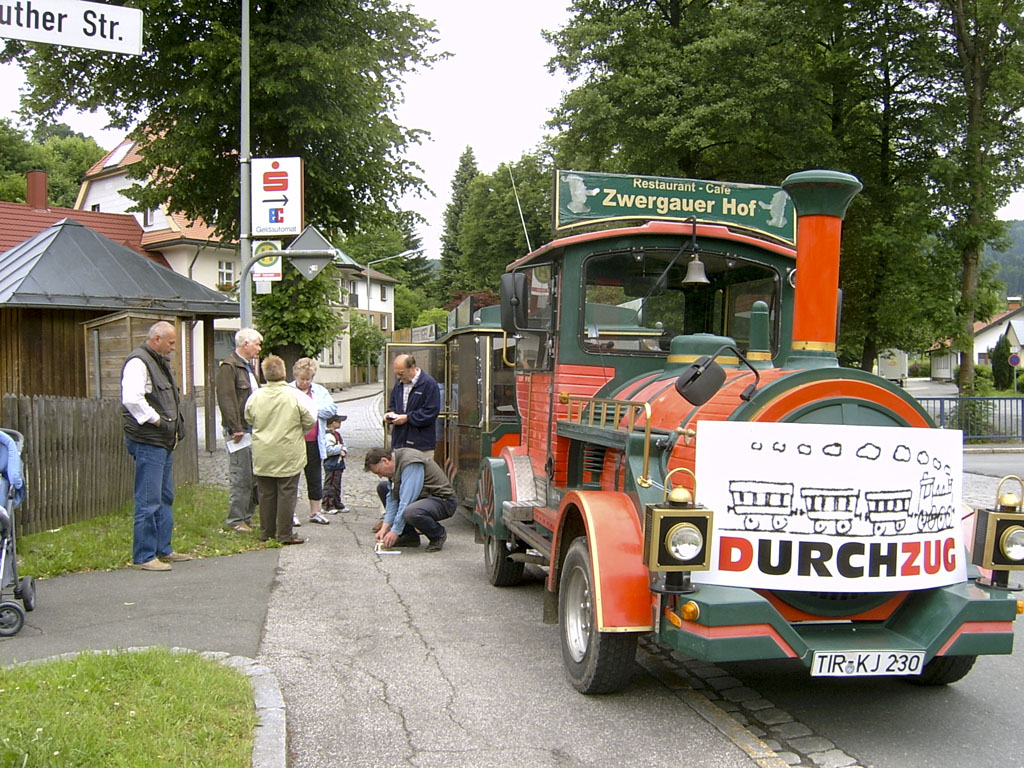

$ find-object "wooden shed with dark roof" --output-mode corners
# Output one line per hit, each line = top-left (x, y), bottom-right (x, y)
(0, 217), (237, 401)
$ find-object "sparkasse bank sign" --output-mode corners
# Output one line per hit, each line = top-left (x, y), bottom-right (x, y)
(0, 0), (143, 56)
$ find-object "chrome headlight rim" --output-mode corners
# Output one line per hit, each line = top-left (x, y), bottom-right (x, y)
(1000, 524), (1024, 563)
(664, 521), (703, 563)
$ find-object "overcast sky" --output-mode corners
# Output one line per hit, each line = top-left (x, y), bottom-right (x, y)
(1, 0), (1021, 260)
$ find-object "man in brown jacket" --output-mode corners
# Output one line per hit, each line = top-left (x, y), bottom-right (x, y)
(216, 328), (262, 532)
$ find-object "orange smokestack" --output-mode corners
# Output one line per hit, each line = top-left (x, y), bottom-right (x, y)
(781, 170), (862, 366)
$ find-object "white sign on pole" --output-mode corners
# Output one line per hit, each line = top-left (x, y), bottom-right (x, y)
(694, 421), (965, 593)
(0, 0), (143, 55)
(251, 157), (304, 237)
(251, 240), (283, 281)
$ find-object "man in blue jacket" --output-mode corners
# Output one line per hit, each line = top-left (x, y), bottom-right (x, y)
(384, 353), (440, 451)
(374, 354), (441, 533)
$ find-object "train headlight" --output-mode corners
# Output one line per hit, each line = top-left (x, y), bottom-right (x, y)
(1000, 526), (1024, 562)
(666, 523), (703, 562)
(643, 505), (713, 572)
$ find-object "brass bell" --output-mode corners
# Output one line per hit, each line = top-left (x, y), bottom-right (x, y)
(683, 254), (710, 285)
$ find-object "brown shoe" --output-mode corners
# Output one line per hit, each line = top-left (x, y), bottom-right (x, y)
(232, 523), (253, 533)
(131, 558), (172, 572)
(372, 520), (383, 533)
(159, 552), (191, 563)
(278, 536), (306, 545)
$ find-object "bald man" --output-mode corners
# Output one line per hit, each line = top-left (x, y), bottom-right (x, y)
(120, 321), (191, 572)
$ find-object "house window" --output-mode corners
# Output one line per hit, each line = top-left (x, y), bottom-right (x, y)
(381, 314), (388, 331)
(218, 260), (235, 285)
(370, 313), (376, 326)
(380, 284), (387, 301)
(90, 204), (100, 212)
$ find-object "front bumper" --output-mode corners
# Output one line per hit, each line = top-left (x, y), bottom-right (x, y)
(656, 580), (1021, 667)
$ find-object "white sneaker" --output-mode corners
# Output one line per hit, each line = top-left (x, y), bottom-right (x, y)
(293, 516), (302, 527)
(324, 507), (340, 515)
(309, 512), (330, 525)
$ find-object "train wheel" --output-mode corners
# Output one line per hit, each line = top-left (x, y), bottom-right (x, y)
(837, 519), (852, 535)
(475, 462), (498, 530)
(772, 515), (787, 531)
(0, 601), (24, 637)
(485, 535), (525, 587)
(559, 538), (637, 694)
(813, 520), (828, 534)
(744, 516), (759, 530)
(905, 655), (977, 686)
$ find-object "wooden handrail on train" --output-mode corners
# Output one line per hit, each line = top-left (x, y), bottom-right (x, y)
(565, 396), (654, 488)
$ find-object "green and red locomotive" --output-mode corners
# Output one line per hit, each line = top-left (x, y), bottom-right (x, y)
(392, 168), (1023, 694)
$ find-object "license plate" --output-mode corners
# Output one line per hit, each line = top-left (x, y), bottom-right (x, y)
(811, 650), (925, 677)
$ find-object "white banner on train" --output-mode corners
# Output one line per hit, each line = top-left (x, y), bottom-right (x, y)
(694, 421), (966, 592)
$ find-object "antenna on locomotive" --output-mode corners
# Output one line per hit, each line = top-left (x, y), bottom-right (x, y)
(508, 165), (533, 252)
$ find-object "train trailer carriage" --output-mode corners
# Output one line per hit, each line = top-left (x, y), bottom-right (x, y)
(428, 169), (1024, 694)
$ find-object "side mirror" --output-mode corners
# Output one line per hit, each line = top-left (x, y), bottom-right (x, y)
(674, 356), (726, 406)
(500, 272), (527, 333)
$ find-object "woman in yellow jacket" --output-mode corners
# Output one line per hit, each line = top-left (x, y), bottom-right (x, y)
(244, 355), (315, 544)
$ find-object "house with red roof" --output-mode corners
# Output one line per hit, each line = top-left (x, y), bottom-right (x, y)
(72, 137), (375, 389)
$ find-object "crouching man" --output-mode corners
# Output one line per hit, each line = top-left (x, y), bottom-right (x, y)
(364, 447), (456, 552)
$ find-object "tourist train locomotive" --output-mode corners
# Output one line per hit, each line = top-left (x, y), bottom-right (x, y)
(389, 169), (1024, 694)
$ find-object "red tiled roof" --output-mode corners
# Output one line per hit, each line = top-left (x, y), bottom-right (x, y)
(141, 210), (230, 248)
(0, 201), (171, 267)
(84, 138), (145, 178)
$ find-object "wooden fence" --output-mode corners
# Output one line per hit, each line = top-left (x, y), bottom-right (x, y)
(1, 393), (198, 535)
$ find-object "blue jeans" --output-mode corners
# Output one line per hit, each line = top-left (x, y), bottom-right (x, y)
(125, 438), (175, 564)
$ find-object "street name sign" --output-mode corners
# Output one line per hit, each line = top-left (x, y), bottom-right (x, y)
(0, 0), (143, 55)
(251, 157), (304, 237)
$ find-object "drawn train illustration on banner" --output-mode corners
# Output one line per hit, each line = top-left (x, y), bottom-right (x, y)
(722, 440), (955, 538)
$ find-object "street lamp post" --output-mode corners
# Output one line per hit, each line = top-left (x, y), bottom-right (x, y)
(365, 249), (416, 382)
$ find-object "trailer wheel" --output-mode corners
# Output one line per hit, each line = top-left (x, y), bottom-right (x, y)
(485, 535), (525, 587)
(558, 538), (637, 694)
(905, 655), (977, 686)
(0, 600), (25, 636)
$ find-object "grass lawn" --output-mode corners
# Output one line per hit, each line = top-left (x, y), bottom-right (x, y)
(17, 483), (276, 579)
(4, 483), (268, 766)
(0, 648), (255, 767)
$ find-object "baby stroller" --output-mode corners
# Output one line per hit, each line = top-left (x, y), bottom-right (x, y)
(0, 428), (34, 636)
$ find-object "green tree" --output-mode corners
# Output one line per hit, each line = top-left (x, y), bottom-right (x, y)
(436, 146), (479, 304)
(991, 330), (1014, 389)
(458, 153), (551, 293)
(927, 0), (1024, 393)
(252, 261), (344, 368)
(0, 119), (104, 207)
(413, 306), (449, 332)
(2, 0), (440, 238)
(348, 310), (387, 379)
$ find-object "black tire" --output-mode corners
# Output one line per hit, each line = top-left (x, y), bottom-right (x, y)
(484, 535), (525, 587)
(905, 655), (977, 686)
(0, 600), (25, 637)
(558, 538), (637, 694)
(19, 576), (35, 612)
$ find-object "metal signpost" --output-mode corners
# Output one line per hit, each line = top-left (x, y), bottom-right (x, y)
(239, 225), (337, 328)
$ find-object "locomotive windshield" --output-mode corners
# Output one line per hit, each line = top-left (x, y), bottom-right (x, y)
(582, 247), (780, 355)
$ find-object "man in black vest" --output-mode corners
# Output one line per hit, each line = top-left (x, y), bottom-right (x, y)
(365, 446), (456, 552)
(120, 321), (191, 571)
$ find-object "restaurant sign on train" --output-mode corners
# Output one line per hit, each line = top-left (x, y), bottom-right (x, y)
(554, 169), (797, 243)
